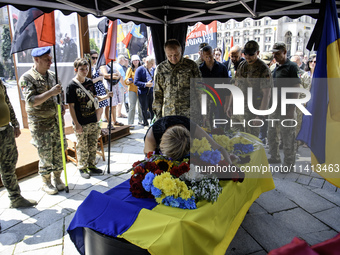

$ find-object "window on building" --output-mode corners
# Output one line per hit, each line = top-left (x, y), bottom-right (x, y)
(254, 29), (260, 35)
(265, 19), (271, 25)
(255, 37), (260, 42)
(264, 28), (272, 34)
(255, 21), (261, 26)
(265, 36), (271, 42)
(265, 45), (271, 52)
(285, 31), (292, 56)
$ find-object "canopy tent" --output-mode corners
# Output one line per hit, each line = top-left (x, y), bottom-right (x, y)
(2, 0), (340, 63)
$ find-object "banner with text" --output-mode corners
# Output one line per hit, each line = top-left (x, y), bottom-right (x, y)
(184, 21), (217, 55)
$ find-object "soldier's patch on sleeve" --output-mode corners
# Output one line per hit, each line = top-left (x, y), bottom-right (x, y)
(20, 80), (27, 88)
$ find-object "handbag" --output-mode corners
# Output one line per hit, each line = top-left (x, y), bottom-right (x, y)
(72, 78), (99, 110)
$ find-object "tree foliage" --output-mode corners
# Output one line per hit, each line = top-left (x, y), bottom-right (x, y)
(89, 38), (100, 53)
(2, 26), (11, 61)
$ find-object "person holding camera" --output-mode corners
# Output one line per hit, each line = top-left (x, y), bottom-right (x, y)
(66, 58), (113, 179)
(124, 55), (143, 129)
(134, 56), (155, 128)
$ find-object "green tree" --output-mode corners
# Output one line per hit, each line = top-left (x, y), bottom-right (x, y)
(1, 26), (11, 61)
(0, 62), (4, 77)
(89, 38), (100, 53)
(1, 25), (14, 78)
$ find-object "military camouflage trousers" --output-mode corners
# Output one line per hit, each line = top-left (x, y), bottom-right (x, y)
(0, 125), (21, 200)
(231, 112), (260, 137)
(267, 110), (296, 165)
(30, 124), (66, 175)
(74, 122), (101, 170)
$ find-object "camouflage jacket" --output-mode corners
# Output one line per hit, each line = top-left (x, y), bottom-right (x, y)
(153, 57), (201, 120)
(19, 67), (61, 131)
(235, 58), (272, 111)
(0, 80), (19, 128)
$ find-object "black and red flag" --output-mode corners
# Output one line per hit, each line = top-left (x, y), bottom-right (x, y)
(10, 8), (55, 54)
(122, 23), (147, 56)
(97, 18), (118, 68)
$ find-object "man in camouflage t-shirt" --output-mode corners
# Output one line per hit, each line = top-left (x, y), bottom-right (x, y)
(153, 39), (202, 123)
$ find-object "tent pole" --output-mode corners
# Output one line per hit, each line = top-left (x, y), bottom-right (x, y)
(164, 15), (167, 42)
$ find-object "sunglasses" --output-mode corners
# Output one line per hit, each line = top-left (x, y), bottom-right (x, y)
(310, 60), (316, 63)
(91, 57), (98, 60)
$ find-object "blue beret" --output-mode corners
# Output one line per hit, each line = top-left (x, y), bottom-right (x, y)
(31, 46), (51, 57)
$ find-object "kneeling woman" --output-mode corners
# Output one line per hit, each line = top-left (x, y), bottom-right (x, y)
(144, 115), (232, 165)
(66, 58), (113, 179)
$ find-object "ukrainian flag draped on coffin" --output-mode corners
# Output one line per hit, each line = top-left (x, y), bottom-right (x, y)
(297, 0), (340, 188)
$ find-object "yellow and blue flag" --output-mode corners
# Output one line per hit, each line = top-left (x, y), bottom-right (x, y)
(297, 0), (340, 187)
(117, 19), (125, 43)
(67, 148), (274, 255)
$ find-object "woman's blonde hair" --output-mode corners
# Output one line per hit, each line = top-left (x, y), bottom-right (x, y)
(159, 125), (190, 160)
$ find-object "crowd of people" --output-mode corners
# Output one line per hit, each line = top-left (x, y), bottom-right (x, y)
(0, 38), (315, 210)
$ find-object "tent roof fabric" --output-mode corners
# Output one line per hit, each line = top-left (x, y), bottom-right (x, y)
(2, 0), (339, 26)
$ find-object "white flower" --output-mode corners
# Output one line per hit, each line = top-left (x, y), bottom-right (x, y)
(180, 164), (205, 182)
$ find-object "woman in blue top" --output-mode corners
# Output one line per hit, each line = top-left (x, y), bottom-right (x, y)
(134, 56), (155, 128)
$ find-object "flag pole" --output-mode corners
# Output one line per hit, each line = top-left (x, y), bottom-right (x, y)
(107, 60), (114, 174)
(53, 45), (69, 193)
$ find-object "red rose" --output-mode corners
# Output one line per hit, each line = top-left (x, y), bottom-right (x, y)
(134, 166), (145, 174)
(146, 151), (154, 158)
(154, 169), (164, 176)
(170, 166), (180, 177)
(178, 162), (190, 174)
(130, 182), (145, 198)
(132, 160), (142, 168)
(144, 162), (159, 173)
(130, 173), (144, 183)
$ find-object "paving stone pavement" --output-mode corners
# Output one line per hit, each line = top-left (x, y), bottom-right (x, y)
(0, 117), (339, 255)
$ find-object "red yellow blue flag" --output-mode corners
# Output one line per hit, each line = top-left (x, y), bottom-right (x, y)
(297, 0), (340, 187)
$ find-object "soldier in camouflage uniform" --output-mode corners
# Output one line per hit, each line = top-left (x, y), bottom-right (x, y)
(66, 58), (112, 179)
(0, 80), (37, 208)
(153, 39), (202, 124)
(20, 47), (66, 195)
(268, 42), (301, 166)
(227, 41), (272, 137)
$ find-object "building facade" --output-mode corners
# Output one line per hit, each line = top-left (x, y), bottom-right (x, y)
(189, 15), (316, 60)
(89, 15), (316, 60)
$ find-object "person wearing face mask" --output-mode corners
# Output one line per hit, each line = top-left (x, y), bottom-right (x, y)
(153, 39), (202, 122)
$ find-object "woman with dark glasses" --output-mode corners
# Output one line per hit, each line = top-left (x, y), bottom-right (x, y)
(90, 50), (108, 121)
